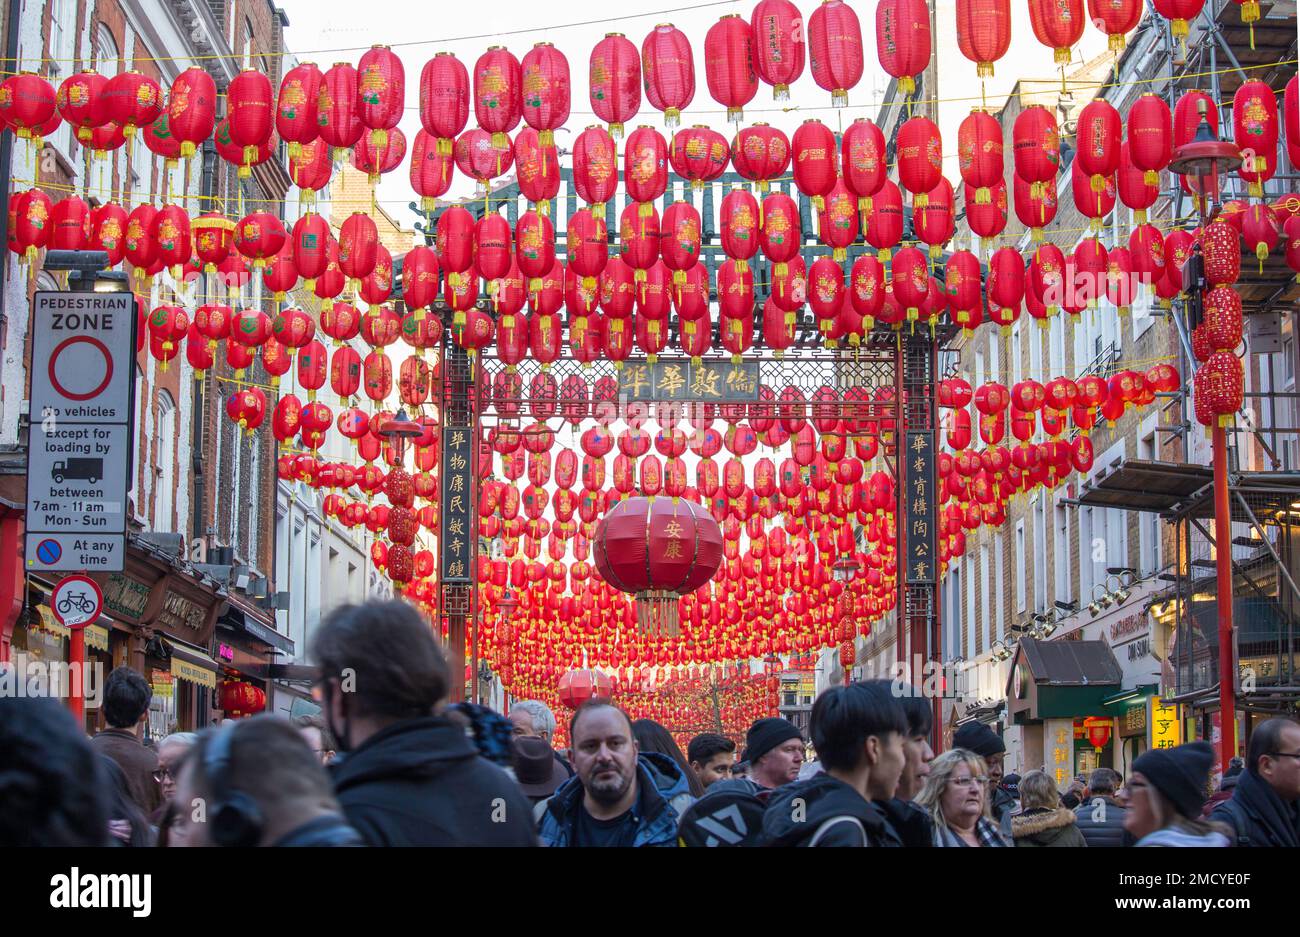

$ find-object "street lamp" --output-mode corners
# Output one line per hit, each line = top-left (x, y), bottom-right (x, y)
(1169, 98), (1243, 776)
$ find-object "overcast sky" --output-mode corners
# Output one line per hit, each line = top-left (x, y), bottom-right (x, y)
(278, 0), (1108, 230)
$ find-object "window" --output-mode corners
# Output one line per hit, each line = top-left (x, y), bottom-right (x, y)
(975, 350), (985, 388)
(243, 17), (256, 69)
(1132, 281), (1155, 339)
(95, 24), (120, 79)
(965, 555), (976, 659)
(1029, 321), (1043, 382)
(48, 0), (76, 79)
(979, 545), (990, 655)
(988, 333), (1000, 383)
(1033, 496), (1047, 613)
(1055, 500), (1071, 608)
(994, 536), (1005, 640)
(947, 563), (962, 661)
(1011, 322), (1023, 387)
(154, 391), (176, 533)
(1050, 314), (1065, 377)
(1138, 430), (1161, 575)
(1015, 521), (1026, 614)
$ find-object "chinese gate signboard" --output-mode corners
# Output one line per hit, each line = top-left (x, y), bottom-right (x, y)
(1149, 697), (1181, 750)
(904, 429), (936, 584)
(618, 358), (760, 402)
(440, 425), (473, 583)
(24, 292), (135, 573)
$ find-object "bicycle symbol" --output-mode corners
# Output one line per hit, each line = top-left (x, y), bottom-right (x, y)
(57, 591), (97, 616)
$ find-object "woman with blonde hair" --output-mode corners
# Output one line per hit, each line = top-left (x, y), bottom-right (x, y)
(1010, 770), (1087, 847)
(916, 749), (1011, 847)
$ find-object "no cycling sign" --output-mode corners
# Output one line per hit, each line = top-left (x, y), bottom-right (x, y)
(24, 292), (136, 573)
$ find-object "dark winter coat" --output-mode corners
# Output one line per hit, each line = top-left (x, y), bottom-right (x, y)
(91, 728), (161, 815)
(330, 716), (538, 847)
(761, 774), (899, 847)
(537, 751), (693, 847)
(271, 813), (364, 847)
(1201, 774), (1239, 818)
(1210, 770), (1300, 848)
(991, 783), (1017, 835)
(1074, 795), (1134, 847)
(878, 797), (935, 847)
(1011, 806), (1088, 847)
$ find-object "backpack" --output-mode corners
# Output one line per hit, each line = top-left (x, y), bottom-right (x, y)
(676, 781), (772, 847)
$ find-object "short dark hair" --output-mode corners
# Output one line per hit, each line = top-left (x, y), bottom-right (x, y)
(877, 681), (933, 738)
(568, 698), (632, 743)
(102, 666), (152, 728)
(183, 715), (338, 820)
(311, 601), (447, 721)
(1088, 767), (1119, 795)
(292, 713), (337, 753)
(1247, 717), (1300, 777)
(810, 681), (907, 773)
(0, 696), (110, 845)
(687, 732), (736, 765)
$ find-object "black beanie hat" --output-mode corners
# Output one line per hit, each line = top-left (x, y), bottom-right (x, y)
(745, 718), (802, 765)
(1132, 741), (1215, 819)
(953, 721), (1007, 758)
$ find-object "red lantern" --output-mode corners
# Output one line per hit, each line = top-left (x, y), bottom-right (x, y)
(512, 128), (559, 210)
(167, 67), (216, 159)
(1027, 0), (1085, 64)
(661, 201), (702, 286)
(357, 45), (405, 151)
(1076, 98), (1121, 199)
(104, 70), (163, 138)
(589, 32), (640, 137)
(642, 24), (694, 127)
(896, 116), (942, 205)
(1153, 0), (1206, 44)
(419, 52), (469, 158)
(227, 68), (274, 173)
(1013, 105), (1060, 196)
(573, 125), (619, 212)
(56, 70), (109, 143)
(234, 211), (286, 270)
(956, 0), (1011, 78)
(875, 0), (930, 96)
(275, 62), (321, 160)
(521, 42), (570, 146)
(0, 73), (57, 140)
(705, 14), (757, 123)
(731, 123), (790, 193)
(353, 125), (406, 183)
(317, 62), (362, 159)
(914, 177), (954, 260)
(473, 45), (521, 150)
(864, 180), (904, 260)
(808, 0), (864, 108)
(751, 0), (805, 101)
(1087, 0), (1142, 53)
(1234, 80), (1279, 198)
(792, 119), (837, 210)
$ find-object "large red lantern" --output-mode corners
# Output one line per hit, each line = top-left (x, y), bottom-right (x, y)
(669, 125), (730, 190)
(876, 0), (930, 96)
(521, 42), (570, 146)
(0, 73), (56, 140)
(1234, 80), (1278, 198)
(594, 496), (723, 635)
(275, 62), (321, 160)
(56, 70), (109, 144)
(454, 127), (515, 194)
(1027, 0), (1085, 63)
(896, 116), (942, 205)
(731, 123), (790, 193)
(557, 669), (615, 709)
(227, 68), (274, 172)
(1013, 105), (1060, 195)
(1076, 98), (1121, 198)
(104, 70), (163, 138)
(956, 0), (1011, 77)
(642, 24), (694, 127)
(807, 0), (864, 108)
(705, 14), (757, 123)
(473, 45), (521, 150)
(358, 45), (405, 150)
(318, 62), (363, 159)
(1129, 93), (1172, 187)
(339, 212), (379, 287)
(958, 109), (1003, 205)
(589, 32), (640, 137)
(419, 52), (470, 156)
(167, 67), (216, 159)
(751, 0), (805, 101)
(573, 125), (619, 212)
(1087, 0), (1142, 53)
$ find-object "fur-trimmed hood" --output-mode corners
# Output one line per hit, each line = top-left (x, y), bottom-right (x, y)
(1011, 806), (1079, 841)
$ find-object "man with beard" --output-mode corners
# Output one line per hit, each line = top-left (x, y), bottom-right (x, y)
(537, 700), (693, 847)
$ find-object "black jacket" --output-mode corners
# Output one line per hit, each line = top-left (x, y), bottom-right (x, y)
(878, 797), (935, 847)
(537, 751), (694, 847)
(330, 716), (538, 847)
(1074, 796), (1133, 848)
(761, 774), (898, 847)
(271, 813), (364, 847)
(1210, 770), (1300, 848)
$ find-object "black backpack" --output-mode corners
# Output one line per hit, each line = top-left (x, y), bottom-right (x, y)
(676, 780), (772, 847)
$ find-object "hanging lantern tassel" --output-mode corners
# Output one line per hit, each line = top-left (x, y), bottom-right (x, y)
(672, 269), (686, 287)
(831, 89), (847, 108)
(1257, 242), (1269, 274)
(898, 77), (914, 97)
(977, 62), (994, 79)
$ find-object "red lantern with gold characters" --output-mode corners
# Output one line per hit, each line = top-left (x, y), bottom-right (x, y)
(808, 0), (864, 108)
(1028, 0), (1085, 64)
(876, 0), (930, 96)
(642, 24), (694, 128)
(956, 0), (1012, 77)
(705, 14), (757, 123)
(589, 32), (640, 137)
(358, 45), (405, 151)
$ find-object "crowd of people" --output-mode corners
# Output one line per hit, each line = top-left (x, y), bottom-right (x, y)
(2, 599), (1298, 848)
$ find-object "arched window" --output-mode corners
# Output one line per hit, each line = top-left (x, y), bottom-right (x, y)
(95, 24), (120, 80)
(243, 18), (256, 69)
(154, 390), (176, 533)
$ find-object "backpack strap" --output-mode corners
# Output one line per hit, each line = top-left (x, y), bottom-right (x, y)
(808, 815), (868, 847)
(1215, 798), (1252, 847)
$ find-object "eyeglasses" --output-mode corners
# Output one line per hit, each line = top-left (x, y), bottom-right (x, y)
(152, 766), (176, 783)
(1268, 751), (1300, 761)
(950, 775), (989, 787)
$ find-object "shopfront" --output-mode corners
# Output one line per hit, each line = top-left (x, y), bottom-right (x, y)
(213, 597), (294, 720)
(1006, 637), (1123, 785)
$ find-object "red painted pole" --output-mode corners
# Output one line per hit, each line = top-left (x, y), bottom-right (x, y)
(1212, 424), (1236, 774)
(68, 628), (85, 728)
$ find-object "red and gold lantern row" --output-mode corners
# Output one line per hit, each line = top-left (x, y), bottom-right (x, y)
(593, 496), (723, 635)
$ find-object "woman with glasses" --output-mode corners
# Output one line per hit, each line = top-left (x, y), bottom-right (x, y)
(1125, 741), (1231, 847)
(916, 749), (1011, 847)
(149, 732), (197, 825)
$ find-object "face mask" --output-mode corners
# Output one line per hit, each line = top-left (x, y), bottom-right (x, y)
(323, 682), (353, 754)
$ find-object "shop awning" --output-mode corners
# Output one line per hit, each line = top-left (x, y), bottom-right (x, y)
(1007, 637), (1123, 724)
(218, 599), (294, 655)
(1101, 684), (1158, 708)
(1075, 460), (1213, 515)
(1018, 637), (1124, 687)
(166, 640), (220, 690)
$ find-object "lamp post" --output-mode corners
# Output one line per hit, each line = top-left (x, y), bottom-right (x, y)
(1169, 99), (1243, 775)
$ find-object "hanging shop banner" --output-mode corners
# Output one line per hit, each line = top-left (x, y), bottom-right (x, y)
(24, 291), (136, 573)
(618, 358), (760, 402)
(1149, 697), (1182, 751)
(440, 425), (474, 583)
(904, 429), (937, 584)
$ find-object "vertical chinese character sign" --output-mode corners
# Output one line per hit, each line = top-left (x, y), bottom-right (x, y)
(1149, 697), (1182, 751)
(905, 429), (936, 584)
(440, 425), (473, 583)
(1045, 717), (1075, 788)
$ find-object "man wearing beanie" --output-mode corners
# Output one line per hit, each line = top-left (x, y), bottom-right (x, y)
(746, 718), (805, 790)
(1125, 741), (1230, 847)
(952, 722), (1016, 832)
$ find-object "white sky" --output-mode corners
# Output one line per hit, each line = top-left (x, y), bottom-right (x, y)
(278, 0), (1110, 231)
